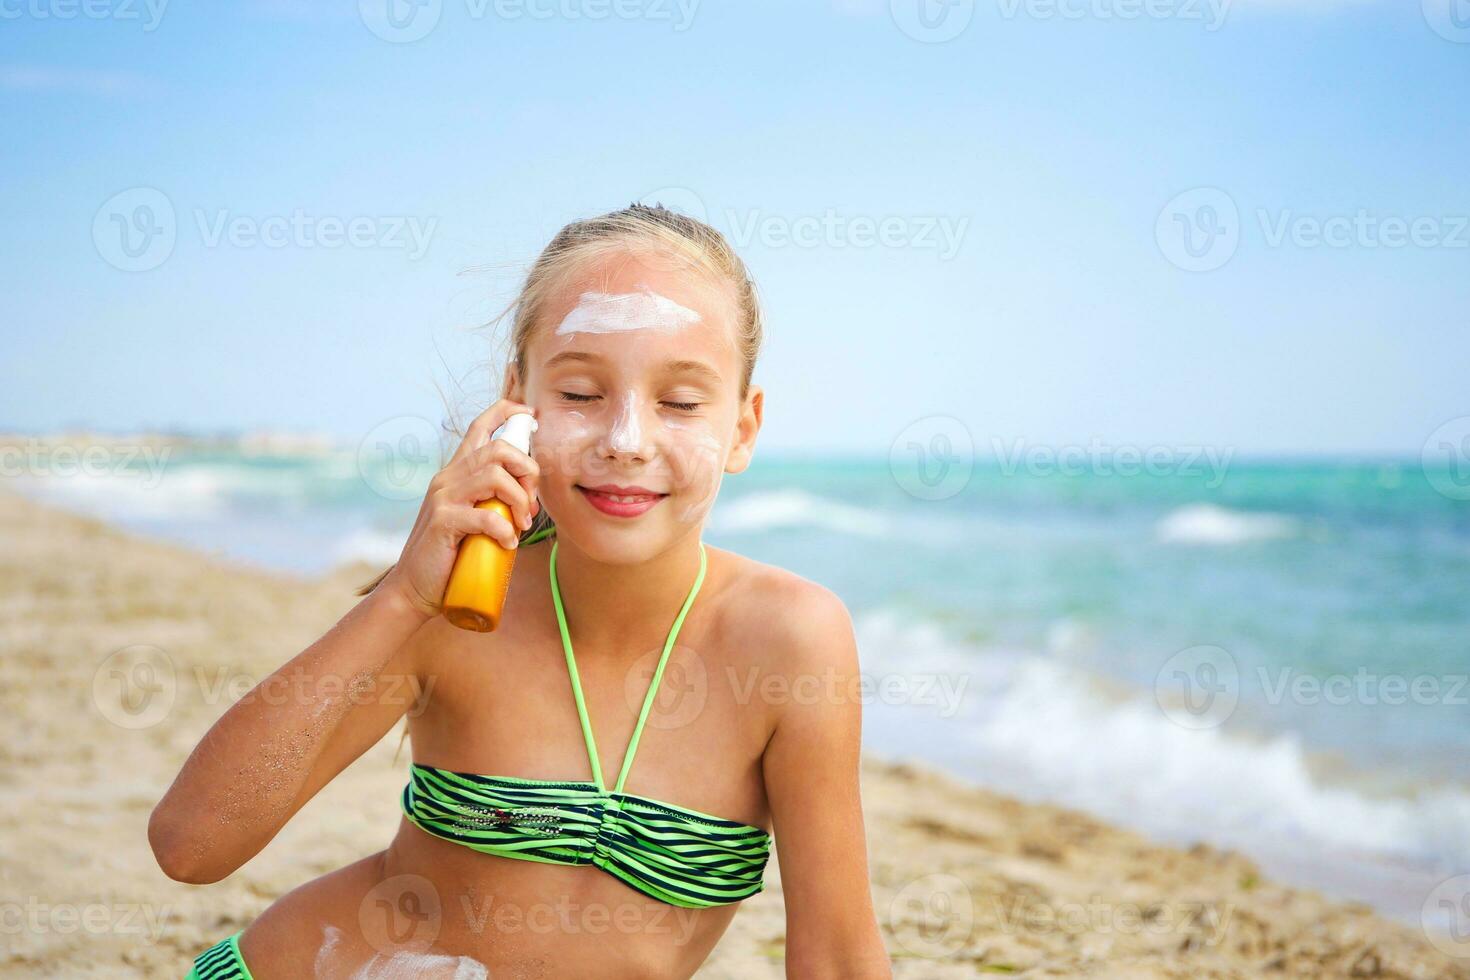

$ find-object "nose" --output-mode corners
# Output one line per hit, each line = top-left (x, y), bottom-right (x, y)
(595, 391), (656, 463)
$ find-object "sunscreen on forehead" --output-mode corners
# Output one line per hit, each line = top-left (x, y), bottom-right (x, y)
(441, 412), (537, 633)
(555, 290), (701, 336)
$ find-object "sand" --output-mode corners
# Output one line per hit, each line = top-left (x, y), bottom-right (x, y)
(0, 490), (1462, 979)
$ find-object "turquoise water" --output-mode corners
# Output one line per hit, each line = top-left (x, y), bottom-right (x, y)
(16, 447), (1470, 901)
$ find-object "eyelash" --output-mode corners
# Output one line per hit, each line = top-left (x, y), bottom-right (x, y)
(558, 392), (701, 412)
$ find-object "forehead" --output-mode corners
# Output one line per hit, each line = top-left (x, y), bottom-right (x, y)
(531, 251), (740, 366)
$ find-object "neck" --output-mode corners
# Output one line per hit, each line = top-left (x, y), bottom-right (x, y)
(550, 531), (707, 656)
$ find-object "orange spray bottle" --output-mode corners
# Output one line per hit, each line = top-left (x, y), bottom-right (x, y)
(441, 412), (538, 632)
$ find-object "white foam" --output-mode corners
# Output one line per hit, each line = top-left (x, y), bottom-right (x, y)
(1155, 503), (1298, 545)
(713, 488), (888, 537)
(855, 609), (1470, 872)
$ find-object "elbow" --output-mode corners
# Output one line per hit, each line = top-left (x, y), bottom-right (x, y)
(148, 804), (229, 885)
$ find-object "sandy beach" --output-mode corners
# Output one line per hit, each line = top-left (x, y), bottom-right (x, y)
(0, 490), (1462, 979)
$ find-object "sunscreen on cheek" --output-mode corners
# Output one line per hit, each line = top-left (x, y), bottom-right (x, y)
(441, 412), (537, 633)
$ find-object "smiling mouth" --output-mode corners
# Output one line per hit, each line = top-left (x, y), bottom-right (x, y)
(576, 484), (668, 517)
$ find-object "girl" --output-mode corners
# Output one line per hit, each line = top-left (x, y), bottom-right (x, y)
(151, 204), (892, 979)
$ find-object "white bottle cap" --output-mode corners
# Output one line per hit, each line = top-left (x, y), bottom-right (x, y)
(493, 412), (537, 454)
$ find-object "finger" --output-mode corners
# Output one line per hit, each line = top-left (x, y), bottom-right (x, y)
(452, 465), (533, 532)
(448, 399), (535, 466)
(446, 505), (519, 551)
(462, 442), (539, 526)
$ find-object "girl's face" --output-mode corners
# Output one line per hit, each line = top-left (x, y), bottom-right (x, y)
(514, 251), (761, 564)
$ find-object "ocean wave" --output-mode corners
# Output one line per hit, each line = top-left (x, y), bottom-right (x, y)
(855, 610), (1470, 872)
(713, 488), (889, 537)
(1155, 503), (1299, 545)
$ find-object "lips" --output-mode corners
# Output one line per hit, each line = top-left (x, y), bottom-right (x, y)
(576, 484), (668, 518)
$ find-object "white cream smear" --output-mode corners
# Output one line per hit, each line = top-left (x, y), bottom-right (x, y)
(314, 925), (343, 978)
(349, 951), (489, 980)
(555, 289), (702, 336)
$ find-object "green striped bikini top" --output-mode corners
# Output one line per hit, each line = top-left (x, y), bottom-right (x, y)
(402, 537), (771, 909)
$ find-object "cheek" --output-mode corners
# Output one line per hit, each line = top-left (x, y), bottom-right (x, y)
(533, 409), (598, 476)
(663, 420), (727, 523)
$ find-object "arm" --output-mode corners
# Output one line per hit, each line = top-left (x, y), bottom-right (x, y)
(148, 400), (540, 884)
(762, 584), (892, 979)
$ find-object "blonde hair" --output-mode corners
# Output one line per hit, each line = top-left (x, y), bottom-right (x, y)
(500, 202), (763, 399)
(356, 202), (763, 598)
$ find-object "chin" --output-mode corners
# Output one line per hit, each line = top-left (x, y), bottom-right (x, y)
(543, 491), (691, 565)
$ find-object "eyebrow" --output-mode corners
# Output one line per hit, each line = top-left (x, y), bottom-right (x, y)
(543, 350), (724, 386)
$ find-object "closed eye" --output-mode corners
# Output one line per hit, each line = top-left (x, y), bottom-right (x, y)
(662, 400), (700, 412)
(559, 392), (599, 403)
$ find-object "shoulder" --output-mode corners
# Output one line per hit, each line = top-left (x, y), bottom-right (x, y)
(704, 546), (858, 678)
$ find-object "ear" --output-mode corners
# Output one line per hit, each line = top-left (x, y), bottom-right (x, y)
(724, 384), (763, 475)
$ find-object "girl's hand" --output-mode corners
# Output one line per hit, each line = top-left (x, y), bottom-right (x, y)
(381, 399), (541, 620)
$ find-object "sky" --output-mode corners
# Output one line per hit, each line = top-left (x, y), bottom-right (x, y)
(1, 0), (1467, 456)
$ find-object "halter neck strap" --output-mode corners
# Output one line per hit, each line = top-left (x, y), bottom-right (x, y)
(548, 540), (709, 794)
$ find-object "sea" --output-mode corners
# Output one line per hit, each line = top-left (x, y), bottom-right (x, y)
(11, 438), (1469, 923)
